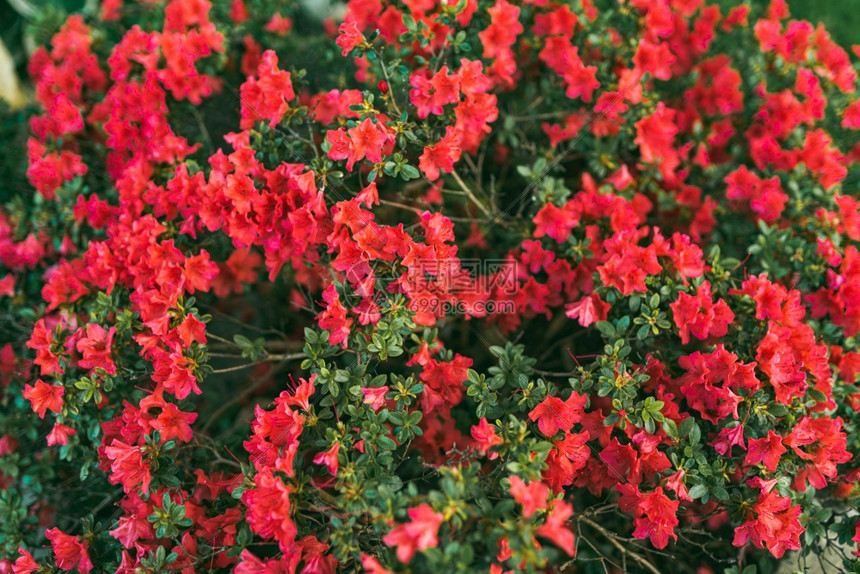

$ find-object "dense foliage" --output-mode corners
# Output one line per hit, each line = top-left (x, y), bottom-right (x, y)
(2, 0), (860, 572)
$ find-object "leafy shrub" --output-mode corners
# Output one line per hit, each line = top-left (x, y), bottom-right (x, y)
(2, 0), (860, 573)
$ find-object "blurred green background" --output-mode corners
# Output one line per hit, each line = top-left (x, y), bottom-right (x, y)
(786, 0), (859, 48)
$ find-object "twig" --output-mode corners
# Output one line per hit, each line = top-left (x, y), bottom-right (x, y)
(201, 353), (304, 432)
(265, 352), (306, 362)
(207, 332), (240, 347)
(376, 52), (402, 117)
(579, 516), (661, 574)
(379, 198), (488, 223)
(209, 362), (267, 375)
(450, 170), (493, 219)
(532, 368), (575, 378)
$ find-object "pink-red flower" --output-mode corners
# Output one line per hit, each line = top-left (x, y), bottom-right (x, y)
(471, 417), (503, 459)
(239, 50), (296, 130)
(670, 280), (734, 344)
(382, 504), (445, 563)
(45, 528), (93, 573)
(22, 379), (64, 419)
(733, 486), (803, 558)
(529, 392), (587, 437)
(508, 476), (550, 518)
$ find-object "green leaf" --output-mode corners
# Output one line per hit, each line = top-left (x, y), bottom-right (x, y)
(662, 419), (679, 438)
(688, 484), (707, 500)
(595, 321), (615, 338)
(679, 417), (695, 437)
(688, 423), (701, 445)
(401, 164), (420, 179)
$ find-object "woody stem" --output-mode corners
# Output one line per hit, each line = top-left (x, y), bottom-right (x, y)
(450, 170), (493, 219)
(578, 516), (661, 574)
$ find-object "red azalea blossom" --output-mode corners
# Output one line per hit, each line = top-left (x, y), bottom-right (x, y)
(733, 487), (803, 559)
(471, 417), (503, 459)
(670, 280), (735, 344)
(240, 50), (296, 130)
(508, 476), (550, 518)
(22, 379), (64, 419)
(529, 392), (587, 437)
(45, 528), (93, 573)
(382, 504), (445, 563)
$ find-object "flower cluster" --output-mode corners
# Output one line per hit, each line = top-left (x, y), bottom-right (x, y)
(2, 0), (860, 572)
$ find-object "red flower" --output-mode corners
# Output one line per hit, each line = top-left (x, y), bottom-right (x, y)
(13, 547), (39, 574)
(316, 284), (353, 348)
(47, 423), (76, 446)
(508, 476), (549, 518)
(104, 439), (152, 494)
(26, 140), (88, 200)
(22, 379), (64, 419)
(471, 417), (503, 459)
(212, 249), (261, 298)
(744, 430), (787, 473)
(382, 503), (445, 563)
(151, 347), (202, 400)
(634, 103), (680, 180)
(634, 38), (675, 81)
(327, 118), (392, 171)
(724, 166), (788, 223)
(597, 231), (662, 295)
(664, 469), (693, 502)
(336, 21), (365, 56)
(76, 323), (117, 374)
(529, 392), (587, 437)
(843, 100), (860, 129)
(732, 487), (803, 558)
(801, 129), (847, 189)
(565, 293), (609, 327)
(242, 470), (298, 551)
(264, 14), (293, 36)
(239, 50), (296, 130)
(419, 127), (462, 181)
(617, 485), (679, 549)
(783, 416), (851, 489)
(756, 327), (807, 405)
(544, 431), (591, 491)
(532, 201), (581, 242)
(313, 443), (341, 477)
(184, 251), (219, 294)
(710, 424), (747, 455)
(361, 554), (394, 574)
(536, 500), (576, 556)
(45, 528), (93, 573)
(176, 314), (207, 347)
(361, 386), (388, 411)
(349, 118), (390, 166)
(670, 280), (734, 344)
(478, 0), (522, 87)
(151, 402), (198, 443)
(419, 354), (473, 411)
(27, 318), (64, 376)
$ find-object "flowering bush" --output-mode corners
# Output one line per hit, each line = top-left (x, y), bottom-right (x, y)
(3, 0), (860, 572)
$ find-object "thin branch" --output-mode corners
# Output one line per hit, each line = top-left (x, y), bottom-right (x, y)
(379, 198), (488, 223)
(578, 516), (661, 574)
(206, 332), (240, 347)
(265, 352), (307, 362)
(209, 362), (267, 375)
(450, 169), (493, 219)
